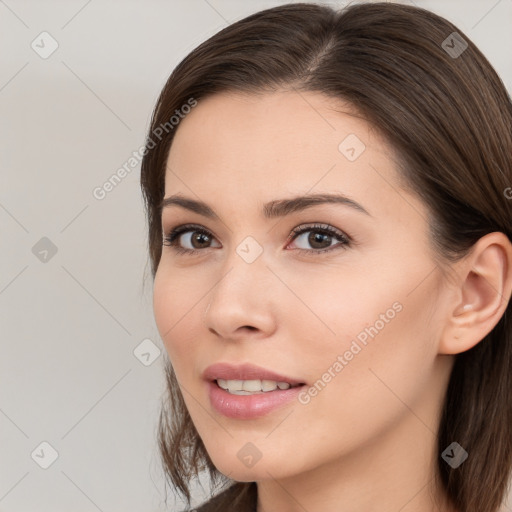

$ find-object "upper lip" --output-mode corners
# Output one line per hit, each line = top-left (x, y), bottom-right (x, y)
(203, 362), (305, 386)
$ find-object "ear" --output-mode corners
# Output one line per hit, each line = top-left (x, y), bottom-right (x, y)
(438, 232), (512, 355)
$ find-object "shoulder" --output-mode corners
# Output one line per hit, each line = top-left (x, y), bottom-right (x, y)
(187, 482), (257, 512)
(193, 486), (232, 512)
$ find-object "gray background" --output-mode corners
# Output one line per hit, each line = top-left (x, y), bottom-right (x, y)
(1, 0), (511, 511)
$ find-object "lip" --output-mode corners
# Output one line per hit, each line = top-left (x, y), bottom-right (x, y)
(207, 381), (305, 419)
(202, 362), (305, 386)
(203, 362), (306, 420)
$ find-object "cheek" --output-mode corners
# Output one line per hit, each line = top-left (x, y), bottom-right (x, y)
(290, 296), (439, 460)
(152, 275), (173, 348)
(281, 263), (402, 358)
(325, 280), (440, 416)
(152, 268), (201, 362)
(296, 263), (439, 393)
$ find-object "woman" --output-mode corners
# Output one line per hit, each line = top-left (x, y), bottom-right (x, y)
(140, 2), (512, 511)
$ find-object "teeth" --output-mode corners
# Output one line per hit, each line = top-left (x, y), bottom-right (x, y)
(262, 379), (278, 391)
(216, 379), (294, 394)
(243, 379), (262, 392)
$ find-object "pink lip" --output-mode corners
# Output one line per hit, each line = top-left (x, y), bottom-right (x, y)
(202, 362), (305, 386)
(203, 363), (306, 420)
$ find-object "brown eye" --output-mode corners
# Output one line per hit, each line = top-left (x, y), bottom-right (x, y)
(163, 224), (220, 254)
(288, 223), (351, 254)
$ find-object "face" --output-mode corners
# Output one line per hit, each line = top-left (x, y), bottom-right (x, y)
(153, 90), (454, 482)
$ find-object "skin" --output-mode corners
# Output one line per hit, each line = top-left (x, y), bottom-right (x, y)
(153, 90), (512, 512)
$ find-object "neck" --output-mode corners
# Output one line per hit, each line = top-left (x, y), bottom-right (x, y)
(255, 401), (456, 512)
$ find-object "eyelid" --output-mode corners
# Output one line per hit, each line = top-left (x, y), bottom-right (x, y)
(162, 222), (352, 255)
(162, 223), (220, 253)
(286, 223), (351, 254)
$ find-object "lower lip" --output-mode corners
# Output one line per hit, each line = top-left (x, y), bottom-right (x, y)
(207, 380), (305, 419)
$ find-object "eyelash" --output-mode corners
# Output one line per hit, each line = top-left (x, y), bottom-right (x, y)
(162, 222), (352, 256)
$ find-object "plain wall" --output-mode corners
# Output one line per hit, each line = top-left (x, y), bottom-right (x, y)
(1, 0), (511, 510)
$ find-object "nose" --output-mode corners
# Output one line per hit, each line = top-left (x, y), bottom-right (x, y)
(202, 250), (277, 341)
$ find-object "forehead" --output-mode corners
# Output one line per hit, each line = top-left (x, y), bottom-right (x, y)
(164, 90), (408, 218)
(167, 90), (379, 167)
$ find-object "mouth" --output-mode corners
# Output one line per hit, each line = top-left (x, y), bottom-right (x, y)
(213, 378), (305, 395)
(202, 362), (306, 389)
(203, 362), (307, 419)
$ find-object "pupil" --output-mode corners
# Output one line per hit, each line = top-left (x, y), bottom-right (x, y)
(193, 232), (209, 248)
(310, 232), (330, 249)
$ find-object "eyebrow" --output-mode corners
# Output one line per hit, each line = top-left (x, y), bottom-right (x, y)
(160, 192), (371, 219)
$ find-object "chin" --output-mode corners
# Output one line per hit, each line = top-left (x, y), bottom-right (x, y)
(208, 452), (280, 482)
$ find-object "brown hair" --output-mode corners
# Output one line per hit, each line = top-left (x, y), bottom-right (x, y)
(140, 2), (512, 511)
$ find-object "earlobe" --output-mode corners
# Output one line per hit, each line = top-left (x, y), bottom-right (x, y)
(438, 232), (512, 355)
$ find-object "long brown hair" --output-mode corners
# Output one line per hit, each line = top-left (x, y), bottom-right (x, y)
(140, 2), (512, 511)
